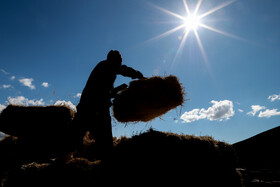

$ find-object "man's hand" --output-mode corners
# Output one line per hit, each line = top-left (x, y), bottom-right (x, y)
(111, 83), (128, 98)
(117, 83), (128, 90)
(132, 71), (145, 79)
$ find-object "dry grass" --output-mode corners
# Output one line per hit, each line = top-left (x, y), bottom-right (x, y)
(4, 158), (103, 187)
(112, 75), (185, 122)
(0, 136), (19, 184)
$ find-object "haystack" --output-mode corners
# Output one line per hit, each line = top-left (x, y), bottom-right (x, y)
(112, 129), (243, 187)
(0, 105), (75, 138)
(0, 105), (76, 162)
(2, 130), (243, 187)
(112, 75), (184, 122)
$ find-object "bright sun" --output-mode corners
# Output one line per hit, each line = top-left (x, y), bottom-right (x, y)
(149, 0), (239, 64)
(184, 14), (201, 30)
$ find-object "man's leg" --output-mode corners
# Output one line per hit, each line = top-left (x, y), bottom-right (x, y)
(56, 112), (89, 163)
(89, 111), (113, 161)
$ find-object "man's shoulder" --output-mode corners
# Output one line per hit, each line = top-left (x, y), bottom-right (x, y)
(97, 60), (108, 67)
(91, 60), (108, 71)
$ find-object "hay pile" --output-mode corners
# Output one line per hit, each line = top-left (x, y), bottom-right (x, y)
(0, 105), (76, 163)
(1, 129), (243, 187)
(4, 158), (103, 187)
(112, 75), (185, 122)
(112, 129), (243, 187)
(0, 105), (75, 138)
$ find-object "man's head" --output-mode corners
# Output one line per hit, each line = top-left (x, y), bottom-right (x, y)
(107, 50), (122, 67)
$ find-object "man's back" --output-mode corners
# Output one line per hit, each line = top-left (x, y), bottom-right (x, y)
(78, 60), (117, 109)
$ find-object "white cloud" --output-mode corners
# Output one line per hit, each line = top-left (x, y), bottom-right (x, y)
(74, 93), (82, 98)
(2, 84), (11, 89)
(268, 94), (280, 102)
(238, 109), (244, 113)
(19, 78), (35, 90)
(181, 109), (201, 123)
(258, 109), (280, 118)
(247, 105), (266, 116)
(2, 97), (76, 113)
(54, 100), (77, 112)
(181, 100), (235, 123)
(7, 96), (45, 106)
(41, 82), (49, 88)
(202, 100), (235, 121)
(10, 76), (16, 80)
(0, 104), (6, 113)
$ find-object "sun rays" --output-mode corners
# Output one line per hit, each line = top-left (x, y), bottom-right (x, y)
(148, 0), (239, 64)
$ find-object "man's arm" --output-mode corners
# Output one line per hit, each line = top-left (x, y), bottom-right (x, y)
(117, 65), (144, 79)
(110, 83), (128, 99)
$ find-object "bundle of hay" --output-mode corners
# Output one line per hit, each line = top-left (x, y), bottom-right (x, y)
(0, 105), (75, 138)
(0, 105), (76, 162)
(112, 75), (185, 122)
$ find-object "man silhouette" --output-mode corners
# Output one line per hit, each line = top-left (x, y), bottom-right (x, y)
(72, 50), (144, 161)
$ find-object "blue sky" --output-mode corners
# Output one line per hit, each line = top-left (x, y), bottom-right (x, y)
(0, 0), (279, 143)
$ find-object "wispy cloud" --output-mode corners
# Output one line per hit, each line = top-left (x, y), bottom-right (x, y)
(247, 104), (280, 118)
(268, 94), (280, 102)
(181, 100), (234, 123)
(41, 82), (49, 88)
(10, 76), (16, 80)
(247, 105), (266, 116)
(258, 109), (280, 118)
(1, 84), (12, 89)
(0, 69), (9, 75)
(238, 109), (244, 113)
(19, 78), (35, 90)
(74, 93), (82, 98)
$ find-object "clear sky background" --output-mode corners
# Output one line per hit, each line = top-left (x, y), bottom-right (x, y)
(0, 0), (279, 144)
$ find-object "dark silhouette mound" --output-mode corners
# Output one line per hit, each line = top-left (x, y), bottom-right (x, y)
(233, 126), (280, 186)
(233, 126), (280, 169)
(0, 105), (75, 164)
(1, 129), (243, 187)
(0, 105), (75, 138)
(112, 75), (185, 122)
(112, 129), (242, 186)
